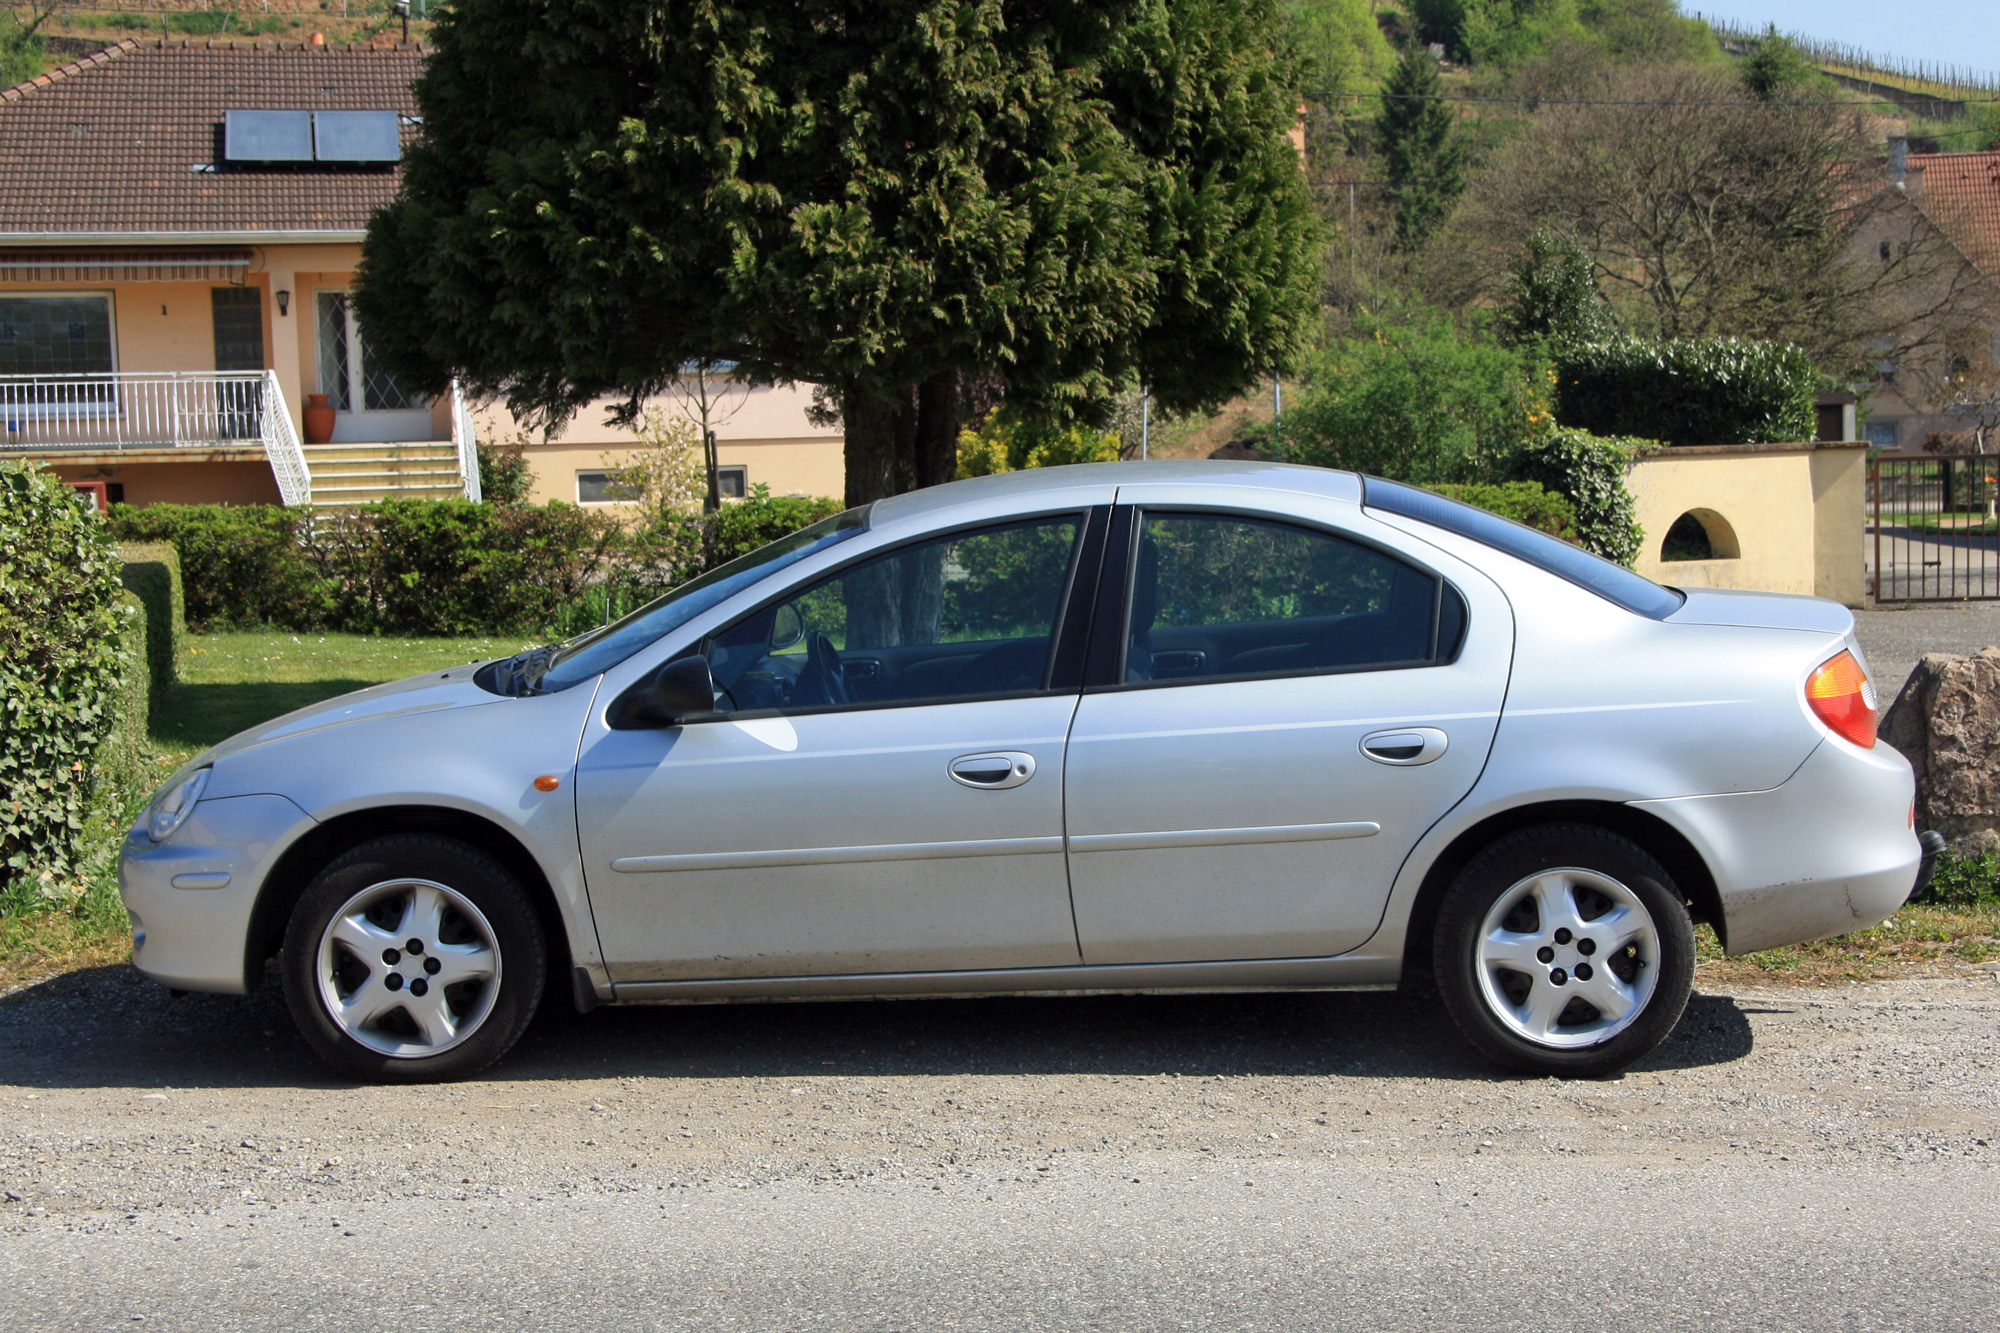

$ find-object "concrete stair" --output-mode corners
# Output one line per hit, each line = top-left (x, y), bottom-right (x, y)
(301, 442), (468, 506)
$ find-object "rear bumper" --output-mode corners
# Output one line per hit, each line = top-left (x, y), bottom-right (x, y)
(1633, 737), (1920, 955)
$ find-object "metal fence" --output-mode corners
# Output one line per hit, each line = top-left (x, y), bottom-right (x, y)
(1869, 455), (2000, 602)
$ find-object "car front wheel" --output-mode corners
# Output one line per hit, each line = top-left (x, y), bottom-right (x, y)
(1433, 824), (1694, 1078)
(281, 834), (546, 1082)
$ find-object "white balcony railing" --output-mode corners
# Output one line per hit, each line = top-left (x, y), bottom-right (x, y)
(0, 370), (311, 506)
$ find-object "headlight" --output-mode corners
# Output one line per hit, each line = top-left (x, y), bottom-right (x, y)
(146, 765), (212, 843)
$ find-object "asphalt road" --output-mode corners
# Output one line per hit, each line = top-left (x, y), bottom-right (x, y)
(3, 966), (1997, 1331)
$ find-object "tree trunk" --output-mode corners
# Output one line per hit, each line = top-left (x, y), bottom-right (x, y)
(841, 385), (916, 509)
(841, 372), (967, 508)
(913, 371), (961, 490)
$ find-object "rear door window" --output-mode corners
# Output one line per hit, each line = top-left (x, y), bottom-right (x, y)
(1120, 511), (1455, 684)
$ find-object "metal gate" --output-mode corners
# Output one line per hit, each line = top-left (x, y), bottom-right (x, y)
(1870, 454), (2000, 602)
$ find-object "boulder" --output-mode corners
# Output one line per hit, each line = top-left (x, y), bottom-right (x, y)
(1880, 645), (2000, 852)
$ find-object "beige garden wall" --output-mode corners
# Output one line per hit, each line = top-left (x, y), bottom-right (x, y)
(1627, 442), (1868, 608)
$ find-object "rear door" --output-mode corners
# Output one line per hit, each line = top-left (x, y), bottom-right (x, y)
(1063, 491), (1513, 964)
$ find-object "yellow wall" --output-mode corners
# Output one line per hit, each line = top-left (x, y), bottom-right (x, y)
(1627, 443), (1867, 607)
(477, 382), (845, 505)
(52, 458), (283, 506)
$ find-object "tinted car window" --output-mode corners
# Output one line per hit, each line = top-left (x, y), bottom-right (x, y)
(520, 508), (871, 694)
(1363, 478), (1684, 620)
(1124, 513), (1443, 684)
(706, 516), (1083, 711)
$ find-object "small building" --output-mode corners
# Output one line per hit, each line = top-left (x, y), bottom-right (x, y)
(0, 39), (841, 508)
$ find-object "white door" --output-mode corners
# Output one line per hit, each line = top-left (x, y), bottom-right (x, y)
(1063, 505), (1513, 964)
(576, 513), (1094, 983)
(316, 291), (432, 442)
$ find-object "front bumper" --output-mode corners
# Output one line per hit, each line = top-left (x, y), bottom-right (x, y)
(118, 794), (315, 993)
(1634, 736), (1921, 955)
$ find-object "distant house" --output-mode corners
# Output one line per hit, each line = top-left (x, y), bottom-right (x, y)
(0, 39), (841, 508)
(1858, 147), (2000, 453)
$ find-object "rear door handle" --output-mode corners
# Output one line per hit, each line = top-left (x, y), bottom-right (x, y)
(948, 751), (1037, 789)
(1360, 728), (1448, 766)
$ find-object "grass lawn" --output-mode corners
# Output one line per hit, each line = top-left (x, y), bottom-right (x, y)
(7, 628), (2000, 997)
(1, 631), (528, 993)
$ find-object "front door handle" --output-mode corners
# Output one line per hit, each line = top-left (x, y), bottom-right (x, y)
(1360, 728), (1449, 766)
(948, 751), (1037, 790)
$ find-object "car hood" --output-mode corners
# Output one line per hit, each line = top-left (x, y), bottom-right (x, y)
(197, 660), (504, 767)
(1664, 586), (1854, 636)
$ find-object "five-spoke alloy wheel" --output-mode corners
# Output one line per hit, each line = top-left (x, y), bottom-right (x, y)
(1435, 824), (1694, 1077)
(282, 835), (546, 1081)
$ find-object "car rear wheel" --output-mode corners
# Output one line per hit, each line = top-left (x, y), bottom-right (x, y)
(1433, 824), (1694, 1077)
(281, 834), (546, 1082)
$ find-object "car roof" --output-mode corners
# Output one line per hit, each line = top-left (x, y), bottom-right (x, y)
(867, 459), (1364, 528)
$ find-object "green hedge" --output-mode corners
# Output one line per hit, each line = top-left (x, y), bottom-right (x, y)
(1431, 482), (1577, 540)
(107, 588), (149, 793)
(105, 503), (314, 629)
(117, 541), (184, 705)
(0, 460), (136, 905)
(106, 493), (847, 637)
(1554, 337), (1817, 447)
(1506, 429), (1645, 566)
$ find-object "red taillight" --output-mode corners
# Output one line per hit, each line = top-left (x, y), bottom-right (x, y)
(1806, 650), (1877, 749)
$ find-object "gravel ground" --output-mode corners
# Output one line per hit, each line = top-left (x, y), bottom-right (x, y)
(3, 967), (1997, 1330)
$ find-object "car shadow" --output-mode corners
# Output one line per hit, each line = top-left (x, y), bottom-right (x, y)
(0, 964), (1754, 1090)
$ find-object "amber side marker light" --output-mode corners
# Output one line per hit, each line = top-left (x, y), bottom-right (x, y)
(1806, 650), (1877, 749)
(534, 775), (561, 792)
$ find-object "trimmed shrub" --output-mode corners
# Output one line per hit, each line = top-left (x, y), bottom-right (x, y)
(477, 438), (533, 505)
(0, 460), (135, 905)
(105, 503), (317, 628)
(105, 494), (845, 638)
(118, 542), (184, 704)
(1553, 337), (1817, 447)
(1430, 481), (1577, 541)
(707, 491), (848, 563)
(107, 588), (150, 792)
(1507, 429), (1646, 566)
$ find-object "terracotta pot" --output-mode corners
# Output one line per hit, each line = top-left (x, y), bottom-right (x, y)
(303, 393), (336, 444)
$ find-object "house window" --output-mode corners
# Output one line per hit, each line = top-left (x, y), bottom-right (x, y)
(577, 470), (618, 504)
(1865, 423), (1899, 448)
(718, 465), (747, 499)
(0, 294), (113, 376)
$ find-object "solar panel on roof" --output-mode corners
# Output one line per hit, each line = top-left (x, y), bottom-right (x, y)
(313, 111), (401, 163)
(224, 110), (312, 162)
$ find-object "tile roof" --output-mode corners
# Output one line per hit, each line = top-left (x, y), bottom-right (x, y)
(1911, 150), (2000, 277)
(0, 39), (424, 238)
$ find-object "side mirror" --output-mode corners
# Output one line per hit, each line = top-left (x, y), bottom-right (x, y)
(770, 603), (805, 652)
(619, 654), (717, 727)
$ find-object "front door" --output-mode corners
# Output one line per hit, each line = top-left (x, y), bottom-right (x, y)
(577, 512), (1095, 983)
(1063, 505), (1512, 964)
(315, 290), (431, 442)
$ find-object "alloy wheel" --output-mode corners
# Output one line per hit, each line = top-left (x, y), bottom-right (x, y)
(314, 878), (502, 1059)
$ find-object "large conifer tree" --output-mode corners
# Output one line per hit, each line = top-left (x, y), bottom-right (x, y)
(357, 0), (1321, 505)
(1375, 46), (1464, 251)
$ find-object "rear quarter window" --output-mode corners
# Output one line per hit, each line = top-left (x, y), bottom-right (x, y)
(1363, 478), (1684, 620)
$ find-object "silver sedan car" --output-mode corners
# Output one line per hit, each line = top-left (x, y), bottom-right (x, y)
(120, 462), (1924, 1081)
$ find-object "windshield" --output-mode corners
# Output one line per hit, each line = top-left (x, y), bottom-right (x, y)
(1363, 478), (1684, 620)
(509, 506), (871, 694)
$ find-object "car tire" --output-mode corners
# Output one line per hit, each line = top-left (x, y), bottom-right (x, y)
(281, 834), (546, 1082)
(1433, 823), (1694, 1078)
